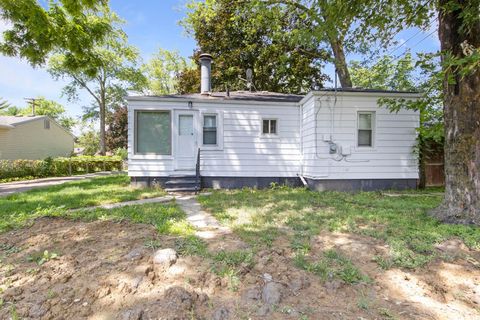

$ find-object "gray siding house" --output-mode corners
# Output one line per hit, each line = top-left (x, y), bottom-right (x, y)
(127, 54), (420, 192)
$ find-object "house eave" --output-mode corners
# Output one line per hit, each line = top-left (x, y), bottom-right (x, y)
(299, 90), (423, 105)
(126, 95), (300, 107)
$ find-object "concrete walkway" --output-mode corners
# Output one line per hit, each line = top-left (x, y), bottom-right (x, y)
(67, 192), (229, 240)
(0, 171), (123, 197)
(69, 195), (175, 212)
(175, 194), (231, 239)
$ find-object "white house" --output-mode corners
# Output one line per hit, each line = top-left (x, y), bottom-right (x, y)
(127, 54), (420, 192)
(0, 116), (75, 160)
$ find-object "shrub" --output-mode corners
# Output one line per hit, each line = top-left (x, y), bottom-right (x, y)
(0, 156), (123, 180)
(114, 147), (128, 160)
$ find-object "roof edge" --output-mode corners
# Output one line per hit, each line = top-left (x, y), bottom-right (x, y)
(299, 90), (422, 104)
(126, 95), (301, 106)
(0, 115), (76, 139)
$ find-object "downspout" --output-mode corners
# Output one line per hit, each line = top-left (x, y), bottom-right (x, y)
(299, 102), (304, 176)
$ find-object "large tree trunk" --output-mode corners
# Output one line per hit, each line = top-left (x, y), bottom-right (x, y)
(432, 0), (480, 224)
(99, 100), (106, 156)
(329, 38), (352, 88)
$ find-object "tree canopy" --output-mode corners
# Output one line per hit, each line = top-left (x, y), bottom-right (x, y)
(144, 49), (194, 95)
(48, 12), (146, 154)
(182, 0), (329, 94)
(0, 0), (111, 67)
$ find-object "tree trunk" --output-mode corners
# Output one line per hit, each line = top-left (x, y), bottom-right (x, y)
(432, 0), (480, 224)
(418, 137), (427, 189)
(329, 38), (352, 88)
(99, 99), (106, 156)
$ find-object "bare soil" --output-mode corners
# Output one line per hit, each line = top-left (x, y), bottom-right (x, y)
(1, 217), (479, 320)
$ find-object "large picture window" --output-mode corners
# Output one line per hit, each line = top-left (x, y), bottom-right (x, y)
(357, 112), (375, 147)
(203, 114), (217, 145)
(135, 111), (171, 155)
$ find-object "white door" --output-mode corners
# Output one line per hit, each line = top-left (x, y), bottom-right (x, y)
(175, 112), (196, 170)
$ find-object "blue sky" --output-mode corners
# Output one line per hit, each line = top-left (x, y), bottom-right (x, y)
(0, 0), (439, 123)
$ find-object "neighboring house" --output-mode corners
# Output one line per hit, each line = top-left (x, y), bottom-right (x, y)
(127, 54), (420, 192)
(0, 116), (74, 160)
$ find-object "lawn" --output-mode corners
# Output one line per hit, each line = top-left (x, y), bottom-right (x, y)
(198, 187), (480, 269)
(0, 174), (167, 232)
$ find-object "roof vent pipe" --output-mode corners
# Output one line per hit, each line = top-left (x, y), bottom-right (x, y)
(199, 53), (213, 95)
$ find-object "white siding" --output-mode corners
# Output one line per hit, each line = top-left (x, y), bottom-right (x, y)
(127, 92), (419, 181)
(301, 93), (419, 180)
(127, 100), (301, 177)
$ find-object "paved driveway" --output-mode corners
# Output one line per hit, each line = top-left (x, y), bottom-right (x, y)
(0, 172), (122, 197)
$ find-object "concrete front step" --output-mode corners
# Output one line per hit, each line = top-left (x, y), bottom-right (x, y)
(165, 187), (199, 193)
(165, 175), (200, 193)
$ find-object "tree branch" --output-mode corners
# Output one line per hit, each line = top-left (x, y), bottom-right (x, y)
(71, 74), (102, 106)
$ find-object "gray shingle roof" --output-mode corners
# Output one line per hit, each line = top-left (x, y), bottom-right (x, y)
(128, 88), (420, 103)
(0, 115), (46, 126)
(129, 91), (305, 103)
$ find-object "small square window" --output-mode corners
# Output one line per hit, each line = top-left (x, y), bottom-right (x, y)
(262, 119), (277, 135)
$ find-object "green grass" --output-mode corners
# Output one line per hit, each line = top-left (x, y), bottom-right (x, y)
(67, 202), (193, 236)
(198, 187), (480, 269)
(0, 174), (165, 233)
(294, 249), (370, 284)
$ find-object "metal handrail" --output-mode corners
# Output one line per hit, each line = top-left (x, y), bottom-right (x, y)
(195, 148), (201, 192)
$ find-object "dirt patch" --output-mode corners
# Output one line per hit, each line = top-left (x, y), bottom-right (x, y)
(1, 219), (480, 319)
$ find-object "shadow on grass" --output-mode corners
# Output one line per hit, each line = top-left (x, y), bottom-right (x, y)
(0, 175), (165, 233)
(198, 187), (480, 269)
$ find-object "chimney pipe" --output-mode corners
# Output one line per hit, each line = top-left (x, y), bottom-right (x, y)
(199, 53), (213, 95)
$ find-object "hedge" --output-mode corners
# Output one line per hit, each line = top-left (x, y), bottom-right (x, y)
(0, 156), (123, 180)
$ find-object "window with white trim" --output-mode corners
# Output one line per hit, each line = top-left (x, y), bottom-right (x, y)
(262, 119), (277, 135)
(357, 112), (375, 147)
(135, 110), (171, 155)
(203, 114), (217, 145)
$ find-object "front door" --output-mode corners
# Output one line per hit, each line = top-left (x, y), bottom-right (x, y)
(175, 112), (196, 170)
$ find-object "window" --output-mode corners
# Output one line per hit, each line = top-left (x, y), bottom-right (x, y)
(44, 119), (50, 129)
(262, 119), (277, 135)
(203, 115), (217, 145)
(135, 111), (171, 155)
(358, 112), (375, 147)
(179, 115), (193, 136)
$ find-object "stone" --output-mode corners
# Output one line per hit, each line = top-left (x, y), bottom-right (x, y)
(212, 307), (230, 320)
(153, 248), (177, 267)
(257, 304), (271, 316)
(120, 308), (143, 320)
(125, 248), (144, 261)
(164, 287), (194, 310)
(262, 282), (284, 305)
(131, 276), (143, 289)
(29, 304), (49, 318)
(242, 287), (261, 302)
(288, 275), (310, 293)
(262, 273), (273, 282)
